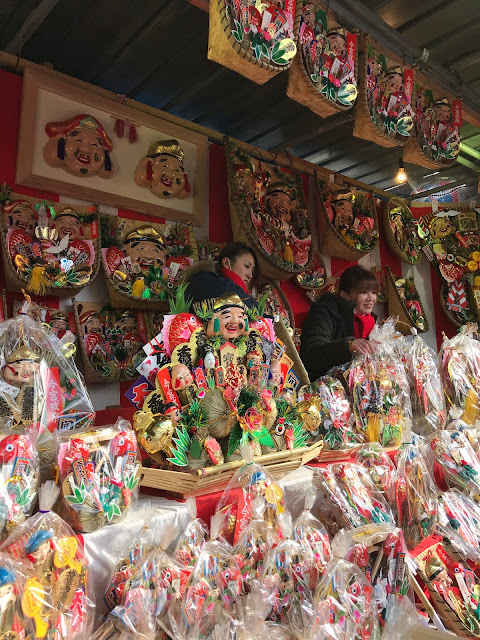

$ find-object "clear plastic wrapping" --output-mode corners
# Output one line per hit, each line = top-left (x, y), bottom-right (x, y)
(440, 324), (480, 426)
(306, 558), (378, 640)
(429, 429), (480, 499)
(293, 483), (331, 578)
(331, 524), (417, 640)
(437, 489), (480, 562)
(354, 443), (396, 502)
(394, 439), (438, 549)
(0, 551), (37, 639)
(313, 464), (395, 530)
(103, 506), (159, 612)
(0, 316), (94, 435)
(0, 481), (94, 639)
(259, 512), (316, 629)
(297, 377), (360, 449)
(0, 430), (39, 540)
(233, 496), (279, 592)
(347, 318), (412, 447)
(57, 419), (141, 532)
(406, 331), (446, 434)
(174, 497), (208, 569)
(215, 445), (285, 546)
(109, 536), (189, 640)
(171, 513), (242, 640)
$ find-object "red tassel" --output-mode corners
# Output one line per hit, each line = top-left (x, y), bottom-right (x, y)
(113, 119), (125, 138)
(184, 172), (191, 194)
(128, 123), (138, 143)
(146, 161), (153, 182)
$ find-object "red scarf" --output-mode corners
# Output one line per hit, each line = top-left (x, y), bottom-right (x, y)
(220, 267), (249, 294)
(353, 313), (375, 339)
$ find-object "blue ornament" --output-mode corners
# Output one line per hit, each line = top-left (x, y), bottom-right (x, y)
(25, 529), (53, 554)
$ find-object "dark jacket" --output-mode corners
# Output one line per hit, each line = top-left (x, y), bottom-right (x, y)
(184, 261), (258, 311)
(300, 292), (357, 381)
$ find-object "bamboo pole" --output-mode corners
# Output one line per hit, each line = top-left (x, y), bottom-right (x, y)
(0, 50), (404, 204)
(195, 447), (309, 477)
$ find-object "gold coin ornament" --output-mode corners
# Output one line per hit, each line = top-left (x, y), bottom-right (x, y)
(57, 424), (141, 533)
(1, 482), (93, 640)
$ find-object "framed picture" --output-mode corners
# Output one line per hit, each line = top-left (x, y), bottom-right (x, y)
(16, 70), (208, 226)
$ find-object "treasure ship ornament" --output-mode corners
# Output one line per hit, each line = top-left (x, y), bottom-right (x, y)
(134, 289), (307, 471)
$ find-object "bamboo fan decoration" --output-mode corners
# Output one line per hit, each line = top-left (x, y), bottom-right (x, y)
(315, 178), (378, 260)
(353, 35), (415, 148)
(257, 278), (296, 331)
(286, 1), (358, 116)
(101, 216), (197, 311)
(385, 265), (428, 334)
(73, 299), (153, 383)
(0, 188), (100, 297)
(403, 85), (461, 169)
(224, 138), (314, 280)
(208, 0), (301, 85)
(385, 198), (423, 264)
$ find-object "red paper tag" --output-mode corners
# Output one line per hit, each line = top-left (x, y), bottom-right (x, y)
(346, 33), (357, 72)
(44, 367), (62, 432)
(233, 492), (253, 545)
(285, 0), (296, 18)
(403, 69), (414, 103)
(156, 368), (180, 409)
(136, 311), (146, 335)
(193, 367), (207, 390)
(90, 219), (98, 239)
(452, 99), (462, 127)
(68, 312), (76, 333)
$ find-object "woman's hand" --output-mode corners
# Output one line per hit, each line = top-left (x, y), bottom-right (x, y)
(349, 339), (374, 355)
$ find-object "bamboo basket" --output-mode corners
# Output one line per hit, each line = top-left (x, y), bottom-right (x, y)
(416, 538), (480, 638)
(140, 441), (323, 498)
(439, 280), (474, 329)
(384, 197), (423, 265)
(0, 195), (101, 297)
(0, 289), (6, 320)
(72, 299), (149, 384)
(295, 251), (327, 292)
(208, 0), (301, 85)
(225, 138), (314, 280)
(403, 130), (454, 170)
(102, 219), (197, 311)
(315, 179), (378, 260)
(385, 265), (428, 335)
(353, 34), (412, 148)
(286, 3), (358, 118)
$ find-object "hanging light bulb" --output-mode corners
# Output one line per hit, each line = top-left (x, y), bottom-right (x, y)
(396, 159), (407, 183)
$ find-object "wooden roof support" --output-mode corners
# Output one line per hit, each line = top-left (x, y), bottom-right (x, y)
(0, 49), (401, 203)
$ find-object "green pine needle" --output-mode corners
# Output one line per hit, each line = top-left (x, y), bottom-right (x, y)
(168, 283), (193, 314)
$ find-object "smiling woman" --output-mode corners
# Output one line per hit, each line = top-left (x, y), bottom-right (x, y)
(184, 241), (260, 312)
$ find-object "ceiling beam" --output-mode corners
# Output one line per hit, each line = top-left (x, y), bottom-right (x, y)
(411, 176), (479, 200)
(326, 0), (480, 128)
(268, 112), (353, 152)
(4, 0), (60, 55)
(451, 49), (480, 71)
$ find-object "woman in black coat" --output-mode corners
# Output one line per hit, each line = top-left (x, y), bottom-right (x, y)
(184, 242), (259, 311)
(300, 265), (379, 381)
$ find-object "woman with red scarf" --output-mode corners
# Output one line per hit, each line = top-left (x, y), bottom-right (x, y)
(184, 242), (259, 311)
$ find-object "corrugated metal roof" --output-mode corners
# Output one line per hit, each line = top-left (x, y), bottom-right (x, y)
(1, 0), (479, 198)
